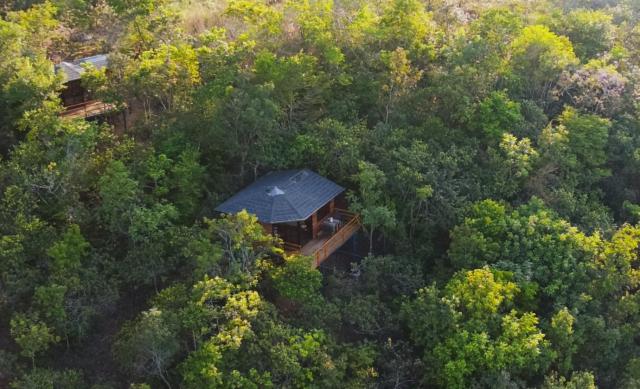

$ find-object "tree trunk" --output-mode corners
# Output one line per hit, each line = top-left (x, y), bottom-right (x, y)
(159, 370), (172, 389)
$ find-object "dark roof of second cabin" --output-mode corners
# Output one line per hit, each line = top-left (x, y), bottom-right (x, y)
(215, 169), (344, 224)
(55, 54), (109, 82)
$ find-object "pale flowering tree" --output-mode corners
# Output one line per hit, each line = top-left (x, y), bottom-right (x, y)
(555, 63), (627, 116)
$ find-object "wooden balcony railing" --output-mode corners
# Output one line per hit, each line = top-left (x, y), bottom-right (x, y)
(60, 100), (114, 119)
(311, 209), (360, 267)
(279, 208), (361, 267)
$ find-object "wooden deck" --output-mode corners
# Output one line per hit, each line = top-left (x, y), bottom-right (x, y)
(60, 100), (114, 119)
(286, 209), (360, 267)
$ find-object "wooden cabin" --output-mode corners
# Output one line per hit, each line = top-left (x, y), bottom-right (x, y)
(55, 54), (114, 120)
(216, 169), (361, 267)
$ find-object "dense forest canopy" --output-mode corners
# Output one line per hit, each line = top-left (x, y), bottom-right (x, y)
(3, 0), (640, 387)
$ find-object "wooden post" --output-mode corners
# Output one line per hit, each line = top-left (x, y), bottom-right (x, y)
(312, 212), (318, 239)
(329, 199), (335, 214)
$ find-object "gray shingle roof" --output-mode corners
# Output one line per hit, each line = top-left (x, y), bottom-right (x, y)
(215, 169), (344, 224)
(55, 54), (109, 82)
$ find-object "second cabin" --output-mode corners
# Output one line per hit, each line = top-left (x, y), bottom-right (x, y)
(55, 54), (114, 120)
(216, 169), (361, 267)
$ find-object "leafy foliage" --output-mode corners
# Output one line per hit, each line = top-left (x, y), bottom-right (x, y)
(3, 0), (640, 388)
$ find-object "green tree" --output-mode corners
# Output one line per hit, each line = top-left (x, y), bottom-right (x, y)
(444, 268), (519, 328)
(554, 9), (615, 61)
(183, 303), (376, 388)
(46, 224), (89, 286)
(179, 277), (262, 387)
(548, 307), (577, 376)
(404, 268), (549, 388)
(290, 119), (366, 180)
(10, 313), (59, 368)
(33, 284), (68, 347)
(379, 47), (423, 125)
(225, 0), (282, 43)
(206, 210), (281, 282)
(126, 203), (180, 289)
(167, 149), (206, 220)
(126, 44), (200, 116)
(349, 161), (396, 255)
(542, 371), (596, 389)
(107, 0), (177, 54)
(114, 308), (179, 389)
(270, 254), (322, 304)
(0, 3), (61, 153)
(216, 83), (280, 180)
(377, 0), (439, 59)
(98, 160), (139, 234)
(449, 199), (595, 308)
(473, 91), (524, 142)
(485, 133), (538, 198)
(507, 25), (579, 104)
(537, 107), (611, 192)
(9, 368), (84, 389)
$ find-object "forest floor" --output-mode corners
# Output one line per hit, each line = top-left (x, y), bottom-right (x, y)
(51, 286), (156, 387)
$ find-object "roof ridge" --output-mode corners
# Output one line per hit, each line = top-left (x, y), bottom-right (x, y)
(272, 192), (304, 222)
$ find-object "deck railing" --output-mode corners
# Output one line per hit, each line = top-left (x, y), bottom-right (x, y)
(60, 100), (114, 119)
(280, 208), (361, 267)
(312, 208), (360, 267)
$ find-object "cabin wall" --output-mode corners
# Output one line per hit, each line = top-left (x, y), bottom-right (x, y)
(316, 201), (332, 221)
(230, 191), (348, 247)
(60, 80), (87, 107)
(334, 192), (347, 209)
(260, 222), (272, 234)
(272, 221), (312, 246)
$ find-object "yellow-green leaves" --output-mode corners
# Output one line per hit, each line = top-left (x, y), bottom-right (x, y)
(290, 0), (344, 65)
(11, 313), (60, 368)
(126, 44), (200, 114)
(508, 25), (579, 102)
(405, 268), (547, 388)
(556, 9), (615, 61)
(180, 276), (263, 387)
(539, 107), (611, 188)
(378, 0), (439, 58)
(226, 0), (283, 39)
(206, 210), (281, 282)
(46, 224), (89, 286)
(5, 1), (59, 54)
(449, 199), (595, 307)
(474, 91), (523, 142)
(510, 25), (579, 75)
(0, 6), (62, 144)
(270, 254), (321, 304)
(380, 47), (422, 125)
(549, 307), (576, 376)
(445, 268), (519, 324)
